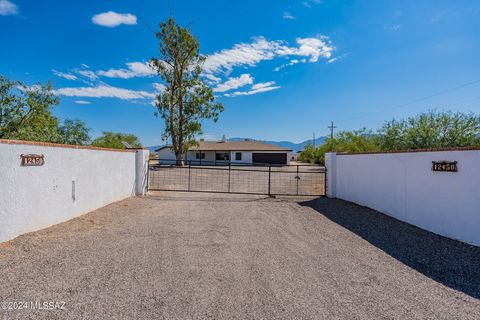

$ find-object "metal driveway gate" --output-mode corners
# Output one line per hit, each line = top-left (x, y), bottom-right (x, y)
(148, 160), (326, 196)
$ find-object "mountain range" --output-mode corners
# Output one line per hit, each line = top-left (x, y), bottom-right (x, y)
(147, 137), (326, 153)
(228, 137), (326, 152)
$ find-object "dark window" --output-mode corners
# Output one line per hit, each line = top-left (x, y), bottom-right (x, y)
(215, 152), (230, 161)
(195, 152), (205, 159)
(235, 152), (242, 161)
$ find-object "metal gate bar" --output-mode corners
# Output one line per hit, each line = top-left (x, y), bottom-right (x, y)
(148, 159), (326, 196)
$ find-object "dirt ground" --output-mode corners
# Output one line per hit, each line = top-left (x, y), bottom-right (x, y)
(0, 192), (479, 319)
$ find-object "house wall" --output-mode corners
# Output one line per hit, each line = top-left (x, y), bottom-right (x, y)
(158, 147), (290, 165)
(325, 150), (480, 246)
(185, 151), (216, 163)
(158, 148), (177, 164)
(230, 151), (253, 164)
(0, 140), (148, 243)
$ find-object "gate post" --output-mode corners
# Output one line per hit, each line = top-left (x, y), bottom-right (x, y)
(296, 165), (299, 196)
(325, 152), (337, 198)
(228, 163), (231, 193)
(268, 165), (272, 196)
(135, 148), (150, 195)
(188, 163), (191, 191)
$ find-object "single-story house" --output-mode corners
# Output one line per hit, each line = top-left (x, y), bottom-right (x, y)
(156, 139), (292, 165)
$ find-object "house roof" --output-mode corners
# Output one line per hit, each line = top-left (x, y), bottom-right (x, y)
(155, 145), (172, 152)
(156, 140), (291, 152)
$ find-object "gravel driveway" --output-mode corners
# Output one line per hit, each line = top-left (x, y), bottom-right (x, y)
(0, 192), (479, 319)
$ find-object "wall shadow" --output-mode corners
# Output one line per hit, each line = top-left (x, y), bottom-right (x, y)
(299, 197), (480, 299)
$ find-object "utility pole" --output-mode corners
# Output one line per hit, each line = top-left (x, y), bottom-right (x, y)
(328, 121), (337, 140)
(313, 132), (315, 148)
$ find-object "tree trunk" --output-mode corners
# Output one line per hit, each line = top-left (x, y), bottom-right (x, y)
(175, 153), (183, 166)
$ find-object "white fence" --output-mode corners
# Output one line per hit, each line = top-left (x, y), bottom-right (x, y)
(325, 149), (480, 246)
(0, 139), (149, 243)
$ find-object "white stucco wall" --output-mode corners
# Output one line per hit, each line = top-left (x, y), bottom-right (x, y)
(0, 141), (147, 243)
(325, 150), (480, 246)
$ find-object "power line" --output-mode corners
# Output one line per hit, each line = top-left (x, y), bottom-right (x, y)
(434, 96), (480, 109)
(338, 79), (480, 123)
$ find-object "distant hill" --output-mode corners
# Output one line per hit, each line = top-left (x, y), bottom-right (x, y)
(229, 137), (326, 152)
(148, 137), (326, 153)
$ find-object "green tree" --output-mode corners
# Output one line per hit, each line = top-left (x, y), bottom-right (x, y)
(57, 119), (91, 145)
(332, 129), (381, 153)
(91, 132), (142, 149)
(299, 129), (380, 165)
(150, 18), (224, 165)
(379, 110), (480, 150)
(0, 75), (60, 141)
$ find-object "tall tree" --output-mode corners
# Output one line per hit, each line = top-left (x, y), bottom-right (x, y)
(0, 75), (60, 141)
(91, 132), (142, 149)
(150, 18), (224, 165)
(57, 119), (91, 145)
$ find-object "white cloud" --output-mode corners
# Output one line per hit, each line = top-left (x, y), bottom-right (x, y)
(203, 36), (334, 75)
(55, 85), (155, 100)
(274, 59), (301, 72)
(251, 81), (276, 90)
(17, 84), (41, 92)
(282, 12), (295, 20)
(74, 100), (91, 105)
(203, 37), (276, 74)
(52, 70), (77, 81)
(0, 0), (17, 16)
(302, 0), (322, 8)
(327, 53), (348, 64)
(213, 74), (253, 93)
(327, 57), (339, 64)
(97, 62), (155, 79)
(294, 37), (333, 62)
(84, 35), (334, 84)
(327, 54), (347, 64)
(225, 81), (281, 97)
(92, 11), (137, 28)
(76, 69), (98, 80)
(203, 73), (222, 83)
(153, 83), (166, 93)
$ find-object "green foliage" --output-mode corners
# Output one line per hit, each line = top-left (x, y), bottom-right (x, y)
(299, 110), (480, 165)
(57, 119), (91, 145)
(91, 132), (142, 149)
(0, 75), (93, 145)
(0, 75), (60, 141)
(378, 110), (480, 150)
(150, 18), (224, 162)
(299, 129), (380, 165)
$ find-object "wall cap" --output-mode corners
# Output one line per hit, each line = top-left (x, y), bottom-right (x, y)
(0, 139), (137, 153)
(337, 146), (480, 156)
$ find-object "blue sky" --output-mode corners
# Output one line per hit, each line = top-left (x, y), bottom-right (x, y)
(1, 0), (479, 146)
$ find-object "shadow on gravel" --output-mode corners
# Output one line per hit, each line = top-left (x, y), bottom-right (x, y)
(299, 197), (480, 299)
(146, 195), (272, 203)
